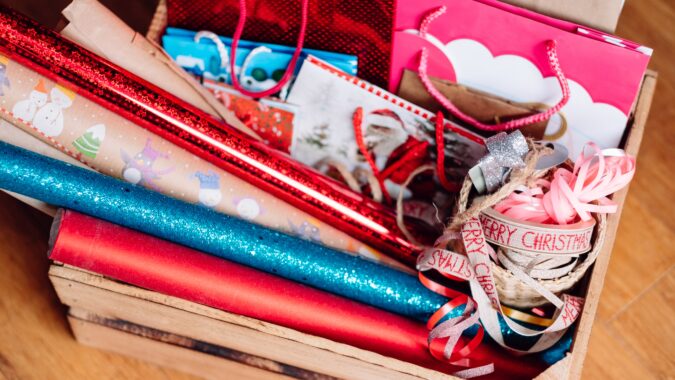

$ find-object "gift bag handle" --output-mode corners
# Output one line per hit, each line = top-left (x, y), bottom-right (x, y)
(195, 31), (231, 73)
(416, 6), (571, 132)
(229, 0), (309, 98)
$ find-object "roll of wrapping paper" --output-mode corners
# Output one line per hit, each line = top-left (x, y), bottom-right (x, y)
(59, 0), (258, 140)
(0, 76), (408, 272)
(49, 209), (549, 379)
(0, 7), (430, 267)
(0, 120), (86, 168)
(0, 23), (407, 271)
(0, 119), (88, 215)
(0, 140), (444, 320)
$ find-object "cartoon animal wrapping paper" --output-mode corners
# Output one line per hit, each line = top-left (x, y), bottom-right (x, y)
(0, 53), (408, 271)
(121, 139), (174, 190)
(193, 170), (222, 207)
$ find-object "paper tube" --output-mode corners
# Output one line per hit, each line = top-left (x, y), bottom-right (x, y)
(0, 120), (87, 168)
(48, 209), (550, 380)
(0, 6), (428, 267)
(0, 119), (91, 216)
(0, 47), (407, 271)
(0, 140), (445, 319)
(60, 0), (258, 139)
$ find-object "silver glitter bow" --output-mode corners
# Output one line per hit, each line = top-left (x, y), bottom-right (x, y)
(469, 131), (529, 193)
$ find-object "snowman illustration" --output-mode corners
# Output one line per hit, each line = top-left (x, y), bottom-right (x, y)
(193, 170), (222, 207)
(288, 219), (321, 243)
(12, 79), (48, 122)
(32, 84), (75, 137)
(234, 197), (261, 220)
(0, 58), (11, 96)
(120, 138), (174, 190)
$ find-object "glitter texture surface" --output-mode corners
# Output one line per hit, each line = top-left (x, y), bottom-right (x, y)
(165, 0), (394, 87)
(0, 141), (445, 320)
(0, 6), (428, 267)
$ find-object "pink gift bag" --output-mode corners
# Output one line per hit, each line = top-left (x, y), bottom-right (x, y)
(389, 0), (651, 159)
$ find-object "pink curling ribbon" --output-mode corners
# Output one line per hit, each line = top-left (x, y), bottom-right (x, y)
(416, 6), (571, 132)
(495, 143), (636, 225)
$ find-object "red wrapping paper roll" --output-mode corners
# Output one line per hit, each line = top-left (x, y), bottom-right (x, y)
(49, 210), (547, 379)
(0, 6), (429, 267)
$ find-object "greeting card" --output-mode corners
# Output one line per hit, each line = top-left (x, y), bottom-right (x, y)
(287, 56), (485, 191)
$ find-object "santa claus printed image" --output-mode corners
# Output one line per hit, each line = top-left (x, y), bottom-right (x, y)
(362, 109), (409, 169)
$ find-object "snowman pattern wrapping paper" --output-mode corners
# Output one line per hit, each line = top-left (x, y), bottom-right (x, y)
(0, 53), (408, 271)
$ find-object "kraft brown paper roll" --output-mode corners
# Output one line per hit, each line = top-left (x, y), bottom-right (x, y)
(60, 0), (258, 139)
(0, 53), (409, 271)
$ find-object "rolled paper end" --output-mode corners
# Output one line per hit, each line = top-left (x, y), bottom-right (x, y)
(47, 208), (66, 260)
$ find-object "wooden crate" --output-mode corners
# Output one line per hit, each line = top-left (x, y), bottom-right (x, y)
(564, 71), (656, 378)
(17, 0), (644, 375)
(47, 69), (656, 379)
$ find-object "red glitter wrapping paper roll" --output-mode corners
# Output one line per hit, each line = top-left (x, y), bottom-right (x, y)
(165, 0), (395, 87)
(49, 209), (547, 379)
(0, 6), (429, 267)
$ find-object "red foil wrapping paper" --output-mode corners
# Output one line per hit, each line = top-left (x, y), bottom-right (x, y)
(166, 0), (395, 87)
(49, 210), (547, 379)
(0, 7), (428, 266)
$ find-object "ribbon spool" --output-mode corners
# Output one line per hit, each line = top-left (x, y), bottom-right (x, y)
(450, 143), (610, 308)
(478, 206), (600, 307)
(416, 142), (590, 374)
(491, 212), (606, 308)
(480, 207), (596, 256)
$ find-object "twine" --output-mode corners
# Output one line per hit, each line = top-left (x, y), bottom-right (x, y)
(396, 164), (435, 246)
(449, 140), (551, 231)
(443, 141), (608, 307)
(315, 159), (385, 204)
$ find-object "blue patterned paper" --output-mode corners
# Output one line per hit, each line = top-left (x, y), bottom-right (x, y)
(162, 27), (358, 93)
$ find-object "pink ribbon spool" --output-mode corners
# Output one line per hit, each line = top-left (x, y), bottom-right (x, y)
(495, 143), (636, 225)
(479, 207), (595, 256)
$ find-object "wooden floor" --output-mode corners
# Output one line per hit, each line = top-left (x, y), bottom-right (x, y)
(0, 0), (673, 379)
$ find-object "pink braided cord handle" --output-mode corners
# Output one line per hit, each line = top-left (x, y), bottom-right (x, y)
(416, 6), (570, 132)
(229, 0), (309, 98)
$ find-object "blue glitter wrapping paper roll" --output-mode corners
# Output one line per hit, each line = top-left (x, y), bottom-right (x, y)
(0, 141), (571, 362)
(0, 141), (445, 320)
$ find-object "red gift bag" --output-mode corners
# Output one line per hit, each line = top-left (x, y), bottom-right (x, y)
(166, 0), (395, 87)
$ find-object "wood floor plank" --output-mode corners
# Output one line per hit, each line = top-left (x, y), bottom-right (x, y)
(607, 269), (675, 379)
(595, 194), (675, 322)
(0, 0), (673, 379)
(575, 0), (675, 373)
(0, 193), (195, 380)
(582, 324), (656, 380)
(592, 0), (675, 326)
